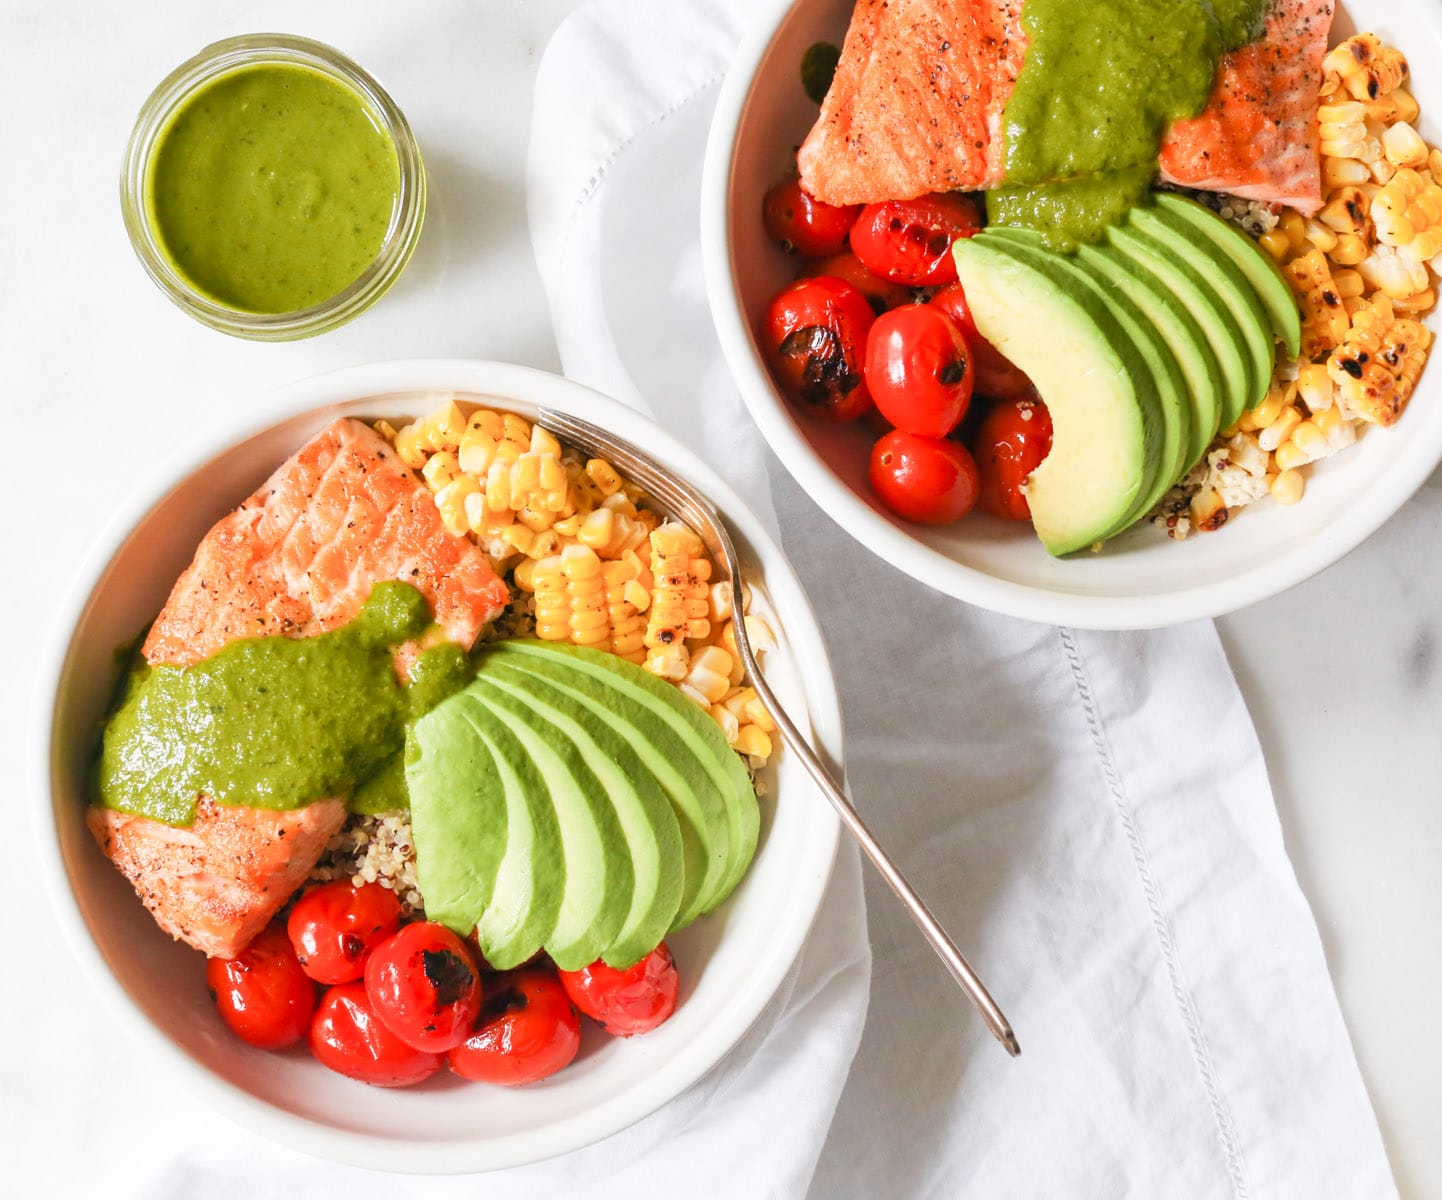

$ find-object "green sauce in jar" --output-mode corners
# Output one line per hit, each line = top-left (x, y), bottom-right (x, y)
(143, 61), (400, 314)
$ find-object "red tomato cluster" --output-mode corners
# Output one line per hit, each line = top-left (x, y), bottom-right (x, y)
(205, 879), (680, 1089)
(760, 179), (1053, 525)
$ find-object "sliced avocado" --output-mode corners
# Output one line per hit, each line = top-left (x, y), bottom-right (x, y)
(1152, 193), (1301, 359)
(466, 684), (634, 971)
(474, 663), (685, 969)
(1106, 222), (1254, 432)
(406, 700), (508, 937)
(954, 232), (1162, 554)
(1128, 204), (1274, 416)
(987, 226), (1190, 523)
(490, 641), (757, 911)
(1074, 241), (1224, 472)
(486, 645), (729, 930)
(455, 698), (564, 969)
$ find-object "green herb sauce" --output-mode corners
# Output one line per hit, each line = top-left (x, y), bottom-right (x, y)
(144, 62), (400, 313)
(801, 41), (842, 105)
(990, 0), (1268, 249)
(96, 582), (470, 825)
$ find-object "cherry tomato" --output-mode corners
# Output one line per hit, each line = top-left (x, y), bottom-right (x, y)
(364, 922), (482, 1053)
(814, 250), (912, 314)
(864, 304), (974, 437)
(286, 881), (403, 985)
(928, 282), (1036, 400)
(309, 981), (443, 1087)
(558, 943), (679, 1037)
(869, 430), (980, 524)
(849, 193), (982, 287)
(448, 966), (582, 1086)
(971, 394), (1054, 520)
(206, 923), (316, 1050)
(762, 179), (861, 258)
(764, 276), (875, 421)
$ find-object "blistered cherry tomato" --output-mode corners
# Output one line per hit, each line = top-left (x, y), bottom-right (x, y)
(814, 250), (913, 314)
(448, 966), (582, 1086)
(764, 276), (875, 421)
(558, 943), (679, 1037)
(869, 430), (979, 524)
(206, 923), (315, 1050)
(971, 395), (1053, 520)
(928, 282), (1036, 400)
(364, 922), (482, 1053)
(310, 981), (443, 1087)
(864, 304), (974, 437)
(763, 179), (861, 258)
(286, 880), (403, 985)
(849, 193), (981, 287)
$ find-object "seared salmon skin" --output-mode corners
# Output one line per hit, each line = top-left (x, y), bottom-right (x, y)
(91, 417), (510, 959)
(799, 0), (1332, 214)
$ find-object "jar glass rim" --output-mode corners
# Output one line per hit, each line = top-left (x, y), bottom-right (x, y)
(120, 34), (426, 341)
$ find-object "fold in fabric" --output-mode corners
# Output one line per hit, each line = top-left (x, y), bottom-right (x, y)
(525, 1), (1397, 1196)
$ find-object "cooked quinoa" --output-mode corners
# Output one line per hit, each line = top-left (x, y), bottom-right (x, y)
(310, 812), (423, 913)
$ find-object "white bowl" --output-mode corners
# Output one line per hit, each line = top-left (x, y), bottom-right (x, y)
(702, 0), (1442, 629)
(34, 360), (842, 1173)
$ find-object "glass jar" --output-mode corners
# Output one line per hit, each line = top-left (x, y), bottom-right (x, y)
(120, 34), (426, 341)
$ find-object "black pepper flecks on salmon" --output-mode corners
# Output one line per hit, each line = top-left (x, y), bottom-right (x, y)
(89, 418), (511, 960)
(798, 0), (1333, 215)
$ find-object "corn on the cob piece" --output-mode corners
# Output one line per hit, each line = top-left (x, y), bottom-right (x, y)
(395, 400), (468, 468)
(1284, 249), (1352, 357)
(1325, 294), (1433, 425)
(643, 524), (712, 680)
(1371, 167), (1442, 260)
(1324, 34), (1409, 102)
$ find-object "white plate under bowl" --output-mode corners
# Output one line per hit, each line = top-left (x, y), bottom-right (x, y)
(34, 360), (842, 1174)
(702, 0), (1442, 629)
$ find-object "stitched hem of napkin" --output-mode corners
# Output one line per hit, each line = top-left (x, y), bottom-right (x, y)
(1059, 627), (1252, 1200)
(553, 70), (728, 280)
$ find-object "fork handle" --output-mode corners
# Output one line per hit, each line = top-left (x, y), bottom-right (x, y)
(751, 678), (1021, 1057)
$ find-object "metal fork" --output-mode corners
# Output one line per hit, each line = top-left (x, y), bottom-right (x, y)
(538, 407), (1020, 1057)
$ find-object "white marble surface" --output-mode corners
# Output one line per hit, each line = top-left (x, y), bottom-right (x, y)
(2, 0), (1438, 1194)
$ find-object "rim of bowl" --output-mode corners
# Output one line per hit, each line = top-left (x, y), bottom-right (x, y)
(119, 34), (426, 342)
(699, 0), (1442, 630)
(32, 359), (843, 1173)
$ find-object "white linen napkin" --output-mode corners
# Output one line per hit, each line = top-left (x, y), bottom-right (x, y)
(525, 2), (1400, 1197)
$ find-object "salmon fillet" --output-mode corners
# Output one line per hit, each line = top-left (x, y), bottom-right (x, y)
(1159, 0), (1334, 213)
(92, 417), (510, 959)
(798, 0), (1332, 214)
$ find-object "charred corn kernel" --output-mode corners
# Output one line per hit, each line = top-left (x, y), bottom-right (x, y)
(1366, 88), (1419, 124)
(734, 725), (773, 761)
(434, 476), (480, 537)
(1395, 287), (1437, 313)
(1257, 404), (1303, 451)
(1358, 243), (1431, 299)
(1331, 269), (1366, 299)
(708, 581), (734, 624)
(1319, 187), (1371, 237)
(1322, 157), (1372, 189)
(1270, 469), (1305, 505)
(1329, 233), (1369, 266)
(1296, 360), (1335, 411)
(421, 450), (461, 491)
(1189, 487), (1228, 533)
(576, 508), (615, 552)
(586, 458), (624, 496)
(1383, 121), (1429, 169)
(529, 425), (562, 459)
(372, 418), (399, 444)
(1259, 228), (1291, 261)
(1285, 249), (1351, 357)
(1280, 209), (1308, 251)
(683, 646), (735, 705)
(1325, 34), (1409, 102)
(1304, 219), (1339, 254)
(1271, 441), (1303, 472)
